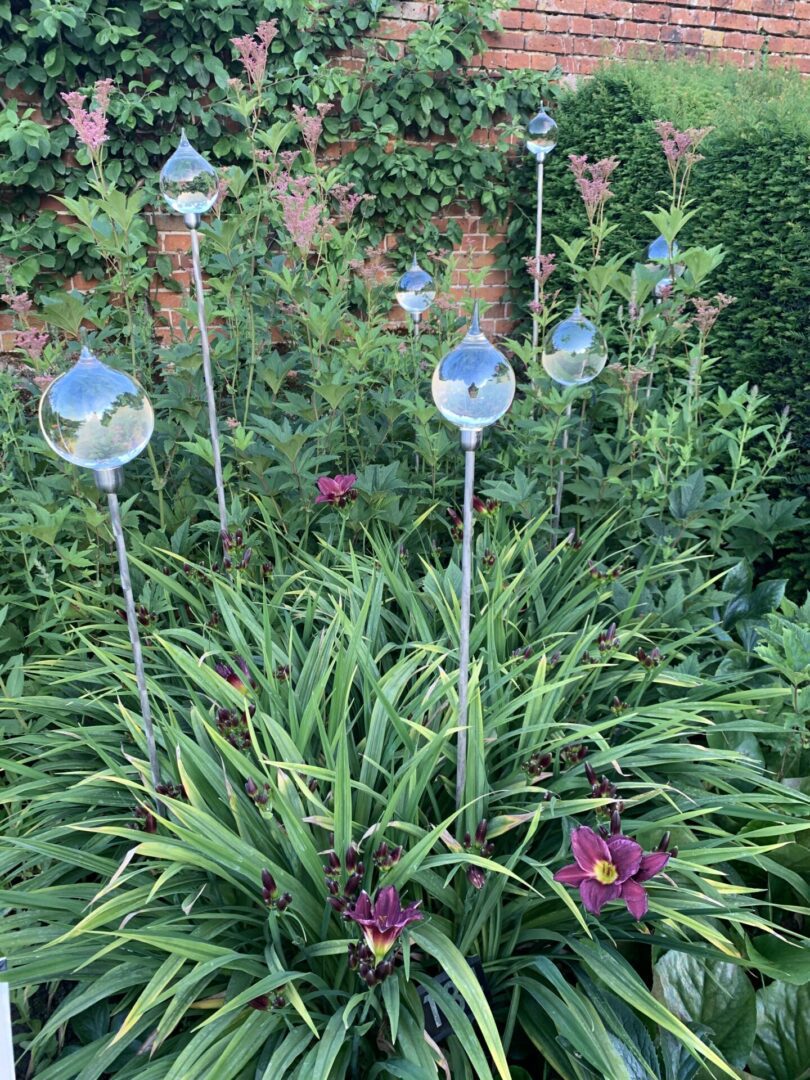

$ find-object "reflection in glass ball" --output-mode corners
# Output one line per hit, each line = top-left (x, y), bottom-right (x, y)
(39, 347), (154, 470)
(526, 106), (558, 161)
(396, 256), (435, 315)
(160, 129), (219, 216)
(432, 303), (515, 430)
(646, 235), (679, 262)
(542, 306), (608, 387)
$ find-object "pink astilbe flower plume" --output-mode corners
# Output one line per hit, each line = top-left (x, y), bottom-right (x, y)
(60, 79), (116, 154)
(692, 293), (736, 337)
(654, 120), (713, 207)
(292, 103), (333, 157)
(2, 292), (33, 316)
(231, 20), (278, 91)
(568, 155), (619, 259)
(524, 252), (556, 287)
(15, 329), (49, 360)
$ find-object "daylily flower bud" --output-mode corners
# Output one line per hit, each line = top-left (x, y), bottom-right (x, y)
(467, 865), (486, 889)
(610, 809), (622, 836)
(345, 844), (358, 871)
(344, 873), (361, 897)
(245, 777), (258, 798)
(584, 762), (597, 786)
(475, 819), (488, 846)
(261, 869), (277, 896)
(657, 832), (671, 852)
(276, 892), (292, 912)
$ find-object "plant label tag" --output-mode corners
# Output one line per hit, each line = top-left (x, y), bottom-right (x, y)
(417, 955), (488, 1043)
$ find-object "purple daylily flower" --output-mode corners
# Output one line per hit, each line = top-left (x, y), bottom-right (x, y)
(343, 885), (422, 962)
(315, 474), (357, 507)
(554, 825), (670, 920)
(215, 656), (254, 694)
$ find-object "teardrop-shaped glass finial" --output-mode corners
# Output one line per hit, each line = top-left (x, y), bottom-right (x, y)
(526, 105), (558, 162)
(432, 306), (515, 430)
(542, 306), (608, 387)
(160, 129), (219, 216)
(39, 348), (154, 470)
(396, 256), (436, 316)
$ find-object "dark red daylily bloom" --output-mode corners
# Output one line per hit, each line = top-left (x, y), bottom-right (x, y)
(315, 474), (357, 507)
(554, 825), (670, 920)
(343, 885), (422, 962)
(215, 656), (254, 694)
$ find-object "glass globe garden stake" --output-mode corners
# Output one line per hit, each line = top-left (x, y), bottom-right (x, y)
(542, 305), (608, 542)
(432, 302), (515, 808)
(526, 105), (558, 353)
(645, 235), (685, 399)
(38, 347), (162, 796)
(396, 255), (435, 340)
(160, 129), (228, 537)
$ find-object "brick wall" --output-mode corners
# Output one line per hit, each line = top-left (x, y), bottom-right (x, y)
(3, 0), (809, 351)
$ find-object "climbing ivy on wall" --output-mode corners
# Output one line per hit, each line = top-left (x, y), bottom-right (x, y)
(0, 0), (552, 289)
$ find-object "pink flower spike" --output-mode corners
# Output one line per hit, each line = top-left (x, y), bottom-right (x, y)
(15, 328), (49, 360)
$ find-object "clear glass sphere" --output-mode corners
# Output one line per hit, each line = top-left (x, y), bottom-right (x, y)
(160, 129), (219, 215)
(526, 106), (558, 161)
(432, 303), (515, 429)
(396, 256), (435, 315)
(39, 347), (154, 470)
(542, 306), (608, 387)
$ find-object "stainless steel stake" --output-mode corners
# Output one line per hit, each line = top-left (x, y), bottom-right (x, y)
(456, 428), (481, 809)
(186, 213), (228, 537)
(95, 468), (161, 796)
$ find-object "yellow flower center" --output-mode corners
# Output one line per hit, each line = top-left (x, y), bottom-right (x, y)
(593, 859), (618, 885)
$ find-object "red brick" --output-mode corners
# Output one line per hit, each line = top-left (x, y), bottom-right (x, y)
(499, 10), (523, 28)
(759, 15), (801, 32)
(633, 3), (670, 22)
(723, 30), (765, 48)
(525, 31), (562, 51)
(770, 33), (810, 50)
(546, 14), (571, 31)
(482, 29), (525, 47)
(670, 8), (716, 27)
(716, 11), (759, 30)
(155, 290), (184, 310)
(522, 12), (546, 29)
(161, 232), (192, 253)
(550, 0), (587, 12)
(528, 51), (558, 68)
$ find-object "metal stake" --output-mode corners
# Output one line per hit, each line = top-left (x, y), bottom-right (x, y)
(456, 427), (480, 809)
(186, 212), (228, 537)
(0, 958), (12, 1080)
(95, 468), (161, 797)
(551, 402), (572, 545)
(531, 157), (545, 354)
